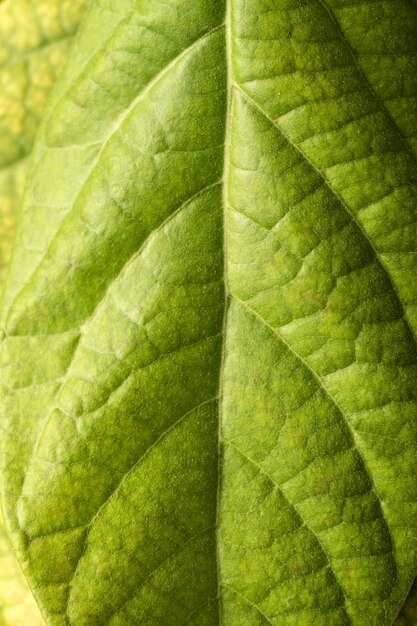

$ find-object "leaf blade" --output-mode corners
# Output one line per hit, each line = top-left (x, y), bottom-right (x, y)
(0, 0), (90, 623)
(2, 1), (417, 625)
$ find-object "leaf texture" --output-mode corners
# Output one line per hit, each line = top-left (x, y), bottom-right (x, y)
(0, 1), (89, 623)
(1, 1), (417, 625)
(0, 0), (90, 285)
(396, 580), (417, 626)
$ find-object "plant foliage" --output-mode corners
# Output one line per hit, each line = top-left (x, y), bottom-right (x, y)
(1, 1), (417, 625)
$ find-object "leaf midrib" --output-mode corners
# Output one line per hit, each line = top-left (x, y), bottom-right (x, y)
(217, 2), (409, 621)
(10, 2), (417, 623)
(216, 0), (233, 618)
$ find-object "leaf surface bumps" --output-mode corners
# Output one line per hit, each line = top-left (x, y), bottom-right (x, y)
(2, 1), (417, 625)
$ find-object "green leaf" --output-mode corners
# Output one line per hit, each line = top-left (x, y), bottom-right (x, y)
(0, 0), (90, 286)
(396, 581), (417, 626)
(1, 1), (417, 624)
(0, 0), (89, 623)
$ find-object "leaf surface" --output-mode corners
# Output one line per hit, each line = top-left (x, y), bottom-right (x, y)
(0, 0), (89, 623)
(2, 1), (417, 625)
(396, 581), (417, 626)
(0, 0), (90, 285)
